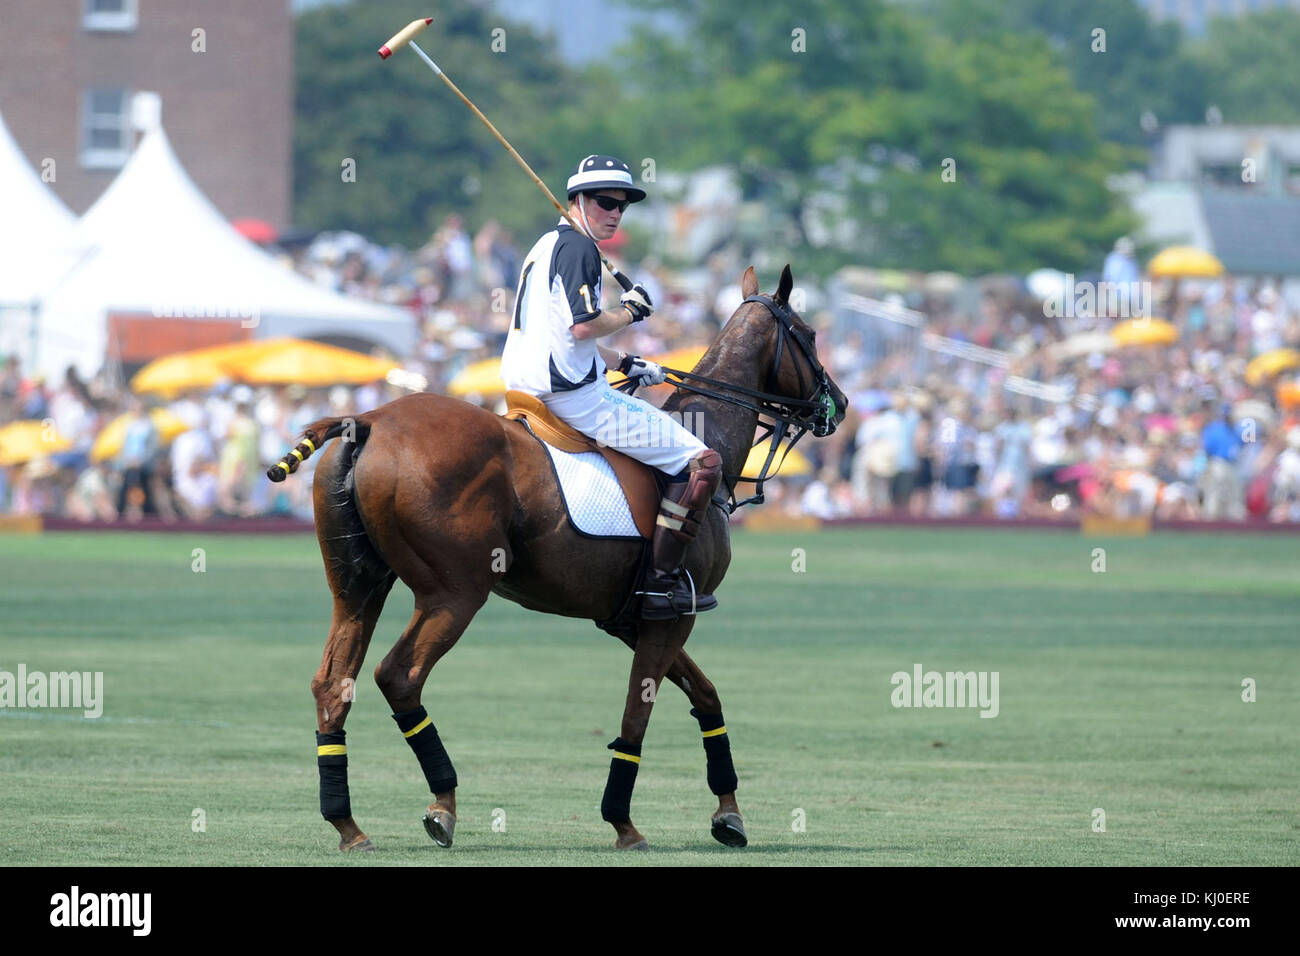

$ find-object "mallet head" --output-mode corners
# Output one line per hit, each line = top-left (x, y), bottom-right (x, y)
(378, 17), (433, 59)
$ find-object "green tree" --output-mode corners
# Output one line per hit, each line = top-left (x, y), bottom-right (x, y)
(616, 0), (923, 268)
(620, 0), (1137, 274)
(849, 32), (1138, 273)
(922, 0), (1209, 148)
(294, 0), (634, 246)
(1192, 9), (1300, 124)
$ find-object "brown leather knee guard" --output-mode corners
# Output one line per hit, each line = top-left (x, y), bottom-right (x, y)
(658, 449), (723, 543)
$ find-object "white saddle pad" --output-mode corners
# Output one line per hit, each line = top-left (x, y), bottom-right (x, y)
(541, 441), (642, 538)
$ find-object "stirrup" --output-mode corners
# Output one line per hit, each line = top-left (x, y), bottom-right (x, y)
(636, 567), (717, 621)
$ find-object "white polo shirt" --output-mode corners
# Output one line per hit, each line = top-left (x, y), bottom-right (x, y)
(500, 221), (605, 397)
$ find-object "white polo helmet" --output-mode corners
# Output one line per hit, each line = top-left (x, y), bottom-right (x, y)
(566, 154), (646, 203)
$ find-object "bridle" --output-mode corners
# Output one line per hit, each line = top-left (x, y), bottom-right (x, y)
(617, 294), (840, 512)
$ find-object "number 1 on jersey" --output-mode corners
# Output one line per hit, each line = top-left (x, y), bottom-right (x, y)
(513, 261), (535, 330)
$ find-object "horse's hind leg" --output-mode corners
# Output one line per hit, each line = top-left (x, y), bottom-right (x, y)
(373, 591), (488, 848)
(308, 433), (399, 852)
(313, 583), (393, 852)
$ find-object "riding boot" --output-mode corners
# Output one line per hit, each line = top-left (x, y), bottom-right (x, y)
(638, 449), (723, 621)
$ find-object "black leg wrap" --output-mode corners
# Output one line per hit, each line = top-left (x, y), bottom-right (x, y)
(392, 707), (458, 794)
(600, 737), (642, 823)
(691, 708), (739, 796)
(316, 730), (351, 820)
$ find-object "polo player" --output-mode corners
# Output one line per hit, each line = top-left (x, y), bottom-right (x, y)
(499, 154), (723, 620)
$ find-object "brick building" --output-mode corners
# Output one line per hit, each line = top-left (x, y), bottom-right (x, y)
(0, 0), (292, 227)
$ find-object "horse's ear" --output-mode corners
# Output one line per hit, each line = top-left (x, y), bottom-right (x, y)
(741, 266), (758, 298)
(775, 264), (794, 306)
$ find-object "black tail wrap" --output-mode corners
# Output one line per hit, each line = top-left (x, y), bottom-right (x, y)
(269, 419), (369, 482)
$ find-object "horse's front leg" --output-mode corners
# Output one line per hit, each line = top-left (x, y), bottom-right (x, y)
(664, 650), (745, 847)
(603, 616), (694, 850)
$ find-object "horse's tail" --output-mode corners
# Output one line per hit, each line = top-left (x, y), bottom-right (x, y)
(266, 415), (372, 482)
(288, 412), (395, 603)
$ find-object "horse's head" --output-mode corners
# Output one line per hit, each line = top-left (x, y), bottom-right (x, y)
(729, 264), (848, 438)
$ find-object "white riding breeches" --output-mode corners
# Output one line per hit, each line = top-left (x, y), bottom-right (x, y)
(543, 380), (709, 476)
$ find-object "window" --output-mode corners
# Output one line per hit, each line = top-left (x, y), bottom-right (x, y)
(83, 0), (138, 32)
(81, 88), (131, 169)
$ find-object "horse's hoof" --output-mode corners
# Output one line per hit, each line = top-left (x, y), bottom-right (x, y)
(339, 835), (375, 852)
(615, 838), (649, 851)
(711, 812), (747, 847)
(423, 806), (456, 847)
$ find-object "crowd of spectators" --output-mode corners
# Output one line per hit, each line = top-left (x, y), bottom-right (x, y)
(788, 251), (1300, 524)
(2, 223), (1298, 526)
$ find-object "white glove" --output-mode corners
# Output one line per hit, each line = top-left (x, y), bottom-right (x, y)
(627, 357), (666, 386)
(620, 284), (654, 322)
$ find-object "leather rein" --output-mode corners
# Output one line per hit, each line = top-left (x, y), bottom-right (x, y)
(616, 294), (838, 513)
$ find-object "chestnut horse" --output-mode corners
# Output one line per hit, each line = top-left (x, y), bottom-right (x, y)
(269, 265), (847, 852)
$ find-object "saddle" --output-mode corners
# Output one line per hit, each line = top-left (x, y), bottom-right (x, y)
(502, 390), (658, 539)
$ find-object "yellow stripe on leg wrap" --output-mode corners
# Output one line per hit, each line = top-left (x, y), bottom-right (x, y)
(317, 744), (347, 756)
(612, 751), (641, 764)
(656, 514), (685, 531)
(403, 716), (432, 738)
(701, 726), (727, 738)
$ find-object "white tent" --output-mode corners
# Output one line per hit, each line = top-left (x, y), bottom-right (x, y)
(0, 110), (88, 368)
(31, 111), (414, 379)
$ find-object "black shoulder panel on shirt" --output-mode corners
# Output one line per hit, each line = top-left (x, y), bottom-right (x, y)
(551, 227), (602, 322)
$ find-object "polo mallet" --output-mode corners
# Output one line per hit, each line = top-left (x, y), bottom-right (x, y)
(378, 18), (634, 292)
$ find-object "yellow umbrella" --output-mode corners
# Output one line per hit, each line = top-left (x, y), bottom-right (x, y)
(1110, 318), (1179, 348)
(0, 420), (73, 466)
(131, 338), (395, 393)
(229, 339), (396, 387)
(130, 339), (276, 395)
(447, 357), (506, 398)
(1245, 348), (1300, 387)
(1147, 246), (1224, 278)
(90, 408), (191, 463)
(742, 438), (813, 478)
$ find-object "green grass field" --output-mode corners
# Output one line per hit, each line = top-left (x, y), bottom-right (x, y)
(1, 527), (1297, 866)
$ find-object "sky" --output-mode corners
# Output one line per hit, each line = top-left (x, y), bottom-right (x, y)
(290, 0), (676, 62)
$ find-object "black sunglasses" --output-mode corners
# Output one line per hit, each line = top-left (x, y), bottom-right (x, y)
(588, 194), (629, 213)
